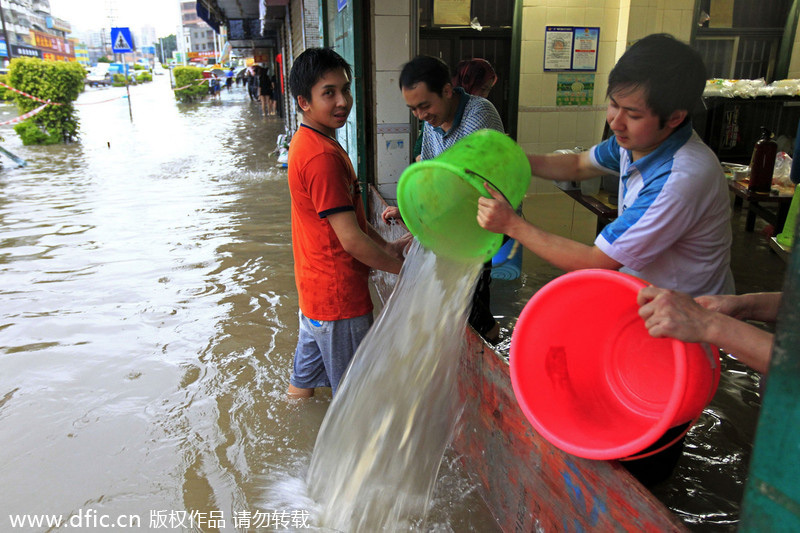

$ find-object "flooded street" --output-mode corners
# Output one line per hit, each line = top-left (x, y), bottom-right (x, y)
(0, 73), (773, 532)
(0, 76), (497, 531)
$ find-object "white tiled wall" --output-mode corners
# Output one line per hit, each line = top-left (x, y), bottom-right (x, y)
(518, 0), (697, 195)
(372, 0), (413, 203)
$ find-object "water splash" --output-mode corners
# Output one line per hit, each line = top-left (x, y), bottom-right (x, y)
(307, 242), (481, 531)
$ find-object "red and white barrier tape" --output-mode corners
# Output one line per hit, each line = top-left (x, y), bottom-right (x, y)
(173, 78), (210, 91)
(0, 80), (127, 109)
(0, 102), (49, 126)
(0, 76), (209, 119)
(0, 81), (60, 105)
(74, 96), (125, 106)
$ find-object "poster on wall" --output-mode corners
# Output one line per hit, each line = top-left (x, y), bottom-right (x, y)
(433, 0), (471, 26)
(544, 26), (600, 71)
(572, 27), (599, 70)
(556, 73), (595, 106)
(544, 27), (573, 70)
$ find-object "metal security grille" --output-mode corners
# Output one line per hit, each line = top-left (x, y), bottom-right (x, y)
(696, 33), (779, 80)
(694, 0), (789, 82)
(696, 37), (738, 79)
(734, 35), (779, 80)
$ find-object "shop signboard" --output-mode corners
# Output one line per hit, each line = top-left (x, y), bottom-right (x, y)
(11, 44), (42, 58)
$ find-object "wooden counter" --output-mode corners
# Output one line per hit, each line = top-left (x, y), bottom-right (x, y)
(728, 179), (794, 232)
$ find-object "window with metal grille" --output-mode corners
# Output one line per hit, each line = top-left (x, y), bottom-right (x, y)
(695, 0), (789, 82)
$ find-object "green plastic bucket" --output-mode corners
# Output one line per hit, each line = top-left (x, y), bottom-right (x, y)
(397, 129), (531, 262)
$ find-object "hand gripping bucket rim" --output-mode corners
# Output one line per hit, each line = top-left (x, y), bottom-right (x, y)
(397, 129), (531, 262)
(509, 269), (721, 460)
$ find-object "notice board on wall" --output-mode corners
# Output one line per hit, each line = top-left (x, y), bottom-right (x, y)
(544, 26), (599, 72)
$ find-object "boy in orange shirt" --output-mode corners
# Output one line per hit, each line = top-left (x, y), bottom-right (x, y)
(287, 48), (410, 398)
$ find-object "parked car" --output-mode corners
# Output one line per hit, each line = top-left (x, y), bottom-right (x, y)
(86, 64), (112, 87)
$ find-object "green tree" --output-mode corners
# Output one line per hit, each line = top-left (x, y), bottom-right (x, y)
(0, 72), (13, 101)
(158, 35), (177, 65)
(8, 58), (85, 145)
(97, 56), (112, 63)
(112, 73), (128, 87)
(172, 66), (207, 103)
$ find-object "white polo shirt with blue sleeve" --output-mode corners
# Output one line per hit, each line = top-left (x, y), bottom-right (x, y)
(589, 121), (735, 297)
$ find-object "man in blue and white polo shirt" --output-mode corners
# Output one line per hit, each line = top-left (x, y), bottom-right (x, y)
(382, 55), (505, 343)
(478, 33), (734, 487)
(477, 34), (734, 299)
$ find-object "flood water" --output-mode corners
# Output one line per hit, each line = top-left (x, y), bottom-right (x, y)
(308, 243), (481, 531)
(0, 74), (771, 532)
(0, 77), (498, 532)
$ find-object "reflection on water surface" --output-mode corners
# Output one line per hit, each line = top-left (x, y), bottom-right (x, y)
(0, 75), (773, 532)
(0, 78), (498, 531)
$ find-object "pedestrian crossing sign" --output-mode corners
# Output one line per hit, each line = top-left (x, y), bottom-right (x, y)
(111, 27), (134, 53)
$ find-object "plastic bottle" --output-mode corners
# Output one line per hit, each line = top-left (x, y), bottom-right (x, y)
(748, 127), (777, 192)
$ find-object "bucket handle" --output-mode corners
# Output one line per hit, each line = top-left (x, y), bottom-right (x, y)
(463, 168), (527, 220)
(463, 168), (514, 205)
(465, 168), (529, 270)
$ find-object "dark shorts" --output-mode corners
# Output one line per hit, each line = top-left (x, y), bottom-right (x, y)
(621, 421), (691, 487)
(468, 263), (496, 338)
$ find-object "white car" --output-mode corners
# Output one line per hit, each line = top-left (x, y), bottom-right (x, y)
(86, 64), (112, 87)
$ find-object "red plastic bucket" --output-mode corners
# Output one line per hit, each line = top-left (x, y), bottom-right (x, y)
(510, 270), (721, 460)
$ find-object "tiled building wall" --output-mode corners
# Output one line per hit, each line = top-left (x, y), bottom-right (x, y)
(517, 0), (696, 195)
(372, 0), (413, 203)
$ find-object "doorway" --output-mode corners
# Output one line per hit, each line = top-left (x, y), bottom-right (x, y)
(417, 0), (516, 134)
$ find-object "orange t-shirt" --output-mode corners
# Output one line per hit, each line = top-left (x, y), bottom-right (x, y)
(288, 124), (372, 321)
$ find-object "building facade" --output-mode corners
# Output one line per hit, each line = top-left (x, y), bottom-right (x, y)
(0, 0), (75, 64)
(180, 1), (217, 64)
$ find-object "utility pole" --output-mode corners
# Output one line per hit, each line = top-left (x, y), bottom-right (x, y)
(0, 0), (13, 63)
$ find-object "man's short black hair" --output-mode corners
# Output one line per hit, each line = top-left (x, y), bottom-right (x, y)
(289, 47), (352, 105)
(607, 34), (707, 127)
(399, 55), (451, 96)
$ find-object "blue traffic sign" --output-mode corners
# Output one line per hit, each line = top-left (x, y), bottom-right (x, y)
(111, 27), (134, 53)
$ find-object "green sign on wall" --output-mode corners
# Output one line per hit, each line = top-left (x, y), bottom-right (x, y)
(556, 73), (595, 106)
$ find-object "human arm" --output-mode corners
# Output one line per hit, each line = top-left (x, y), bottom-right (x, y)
(326, 211), (405, 274)
(366, 221), (413, 258)
(637, 287), (774, 374)
(528, 150), (606, 182)
(695, 292), (782, 322)
(476, 183), (622, 271)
